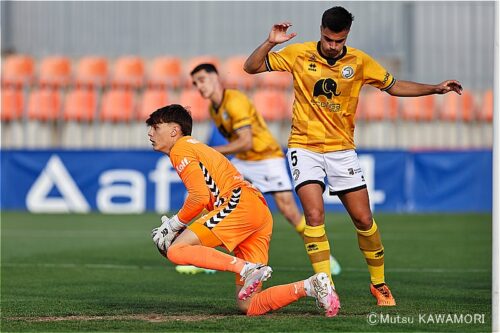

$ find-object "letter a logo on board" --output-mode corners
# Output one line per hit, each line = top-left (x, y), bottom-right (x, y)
(26, 155), (90, 213)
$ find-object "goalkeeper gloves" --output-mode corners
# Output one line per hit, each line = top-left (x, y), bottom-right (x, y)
(151, 215), (186, 255)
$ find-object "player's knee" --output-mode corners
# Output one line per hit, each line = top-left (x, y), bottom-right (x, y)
(304, 209), (324, 226)
(166, 243), (186, 264)
(353, 214), (373, 230)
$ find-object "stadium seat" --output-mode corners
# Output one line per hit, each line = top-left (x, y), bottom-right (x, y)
(359, 91), (399, 121)
(148, 56), (182, 89)
(252, 89), (288, 121)
(27, 88), (62, 121)
(256, 71), (293, 90)
(138, 88), (170, 120)
(38, 56), (72, 88)
(179, 89), (210, 121)
(400, 95), (437, 121)
(440, 90), (475, 122)
(478, 89), (493, 122)
(63, 88), (97, 122)
(111, 56), (145, 89)
(2, 54), (35, 87)
(221, 55), (256, 90)
(183, 55), (221, 87)
(75, 56), (109, 88)
(1, 87), (25, 121)
(100, 89), (135, 122)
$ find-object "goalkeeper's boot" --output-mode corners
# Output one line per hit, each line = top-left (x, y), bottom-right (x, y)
(330, 255), (342, 276)
(370, 283), (396, 306)
(175, 265), (216, 275)
(308, 272), (340, 317)
(238, 263), (273, 301)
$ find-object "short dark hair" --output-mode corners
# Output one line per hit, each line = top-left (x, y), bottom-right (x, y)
(190, 63), (218, 76)
(146, 104), (192, 136)
(321, 6), (354, 32)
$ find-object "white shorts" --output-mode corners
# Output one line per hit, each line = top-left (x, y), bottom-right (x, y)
(286, 148), (367, 195)
(231, 157), (293, 194)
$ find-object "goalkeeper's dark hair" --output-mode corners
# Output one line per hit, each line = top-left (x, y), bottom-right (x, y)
(190, 63), (218, 76)
(322, 6), (354, 32)
(146, 104), (192, 136)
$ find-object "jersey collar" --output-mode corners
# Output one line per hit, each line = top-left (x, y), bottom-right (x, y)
(316, 42), (347, 66)
(212, 89), (226, 114)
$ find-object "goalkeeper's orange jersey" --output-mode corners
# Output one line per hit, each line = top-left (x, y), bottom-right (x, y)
(209, 89), (283, 161)
(169, 136), (254, 223)
(266, 42), (396, 153)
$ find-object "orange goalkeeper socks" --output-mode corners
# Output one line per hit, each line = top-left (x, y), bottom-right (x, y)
(246, 281), (306, 316)
(167, 243), (245, 274)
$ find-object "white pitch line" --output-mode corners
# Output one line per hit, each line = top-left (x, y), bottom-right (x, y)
(0, 262), (490, 273)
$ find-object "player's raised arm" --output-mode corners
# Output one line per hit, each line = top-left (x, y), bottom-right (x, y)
(244, 22), (297, 74)
(387, 79), (463, 97)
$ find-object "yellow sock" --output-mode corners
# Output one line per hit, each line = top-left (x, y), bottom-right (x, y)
(295, 215), (306, 237)
(303, 224), (334, 287)
(356, 219), (385, 285)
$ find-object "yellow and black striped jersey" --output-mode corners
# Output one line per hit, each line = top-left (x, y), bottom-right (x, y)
(266, 42), (396, 153)
(209, 89), (284, 161)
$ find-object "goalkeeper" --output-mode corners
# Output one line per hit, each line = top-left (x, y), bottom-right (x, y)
(147, 104), (339, 317)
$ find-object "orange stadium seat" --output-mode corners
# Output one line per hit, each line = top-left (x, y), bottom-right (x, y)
(400, 95), (437, 121)
(221, 55), (256, 90)
(100, 89), (135, 122)
(256, 71), (293, 90)
(63, 88), (97, 122)
(2, 54), (35, 87)
(1, 87), (25, 121)
(183, 55), (221, 87)
(148, 56), (182, 89)
(27, 88), (62, 121)
(75, 56), (109, 88)
(111, 56), (145, 89)
(440, 90), (475, 122)
(138, 89), (170, 120)
(252, 89), (288, 121)
(359, 91), (399, 121)
(179, 89), (210, 121)
(38, 56), (72, 87)
(478, 89), (493, 122)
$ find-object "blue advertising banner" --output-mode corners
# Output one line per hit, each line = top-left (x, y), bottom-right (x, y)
(0, 149), (492, 213)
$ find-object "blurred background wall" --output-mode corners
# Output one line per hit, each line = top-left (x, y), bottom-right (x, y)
(2, 1), (494, 89)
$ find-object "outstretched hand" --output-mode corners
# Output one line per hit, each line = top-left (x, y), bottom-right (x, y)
(268, 22), (297, 44)
(436, 80), (463, 95)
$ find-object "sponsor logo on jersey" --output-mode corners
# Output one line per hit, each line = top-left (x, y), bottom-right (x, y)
(313, 78), (340, 99)
(341, 66), (354, 79)
(176, 157), (190, 173)
(382, 72), (391, 85)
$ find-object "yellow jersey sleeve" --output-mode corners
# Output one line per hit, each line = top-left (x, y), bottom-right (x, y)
(225, 92), (252, 131)
(361, 51), (396, 91)
(266, 44), (300, 72)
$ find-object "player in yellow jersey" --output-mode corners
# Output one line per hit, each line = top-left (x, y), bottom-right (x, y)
(148, 104), (340, 317)
(244, 6), (462, 311)
(183, 63), (341, 276)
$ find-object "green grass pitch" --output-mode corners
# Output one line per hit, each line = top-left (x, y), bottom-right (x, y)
(1, 212), (492, 332)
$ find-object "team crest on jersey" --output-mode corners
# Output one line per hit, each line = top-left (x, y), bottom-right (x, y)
(292, 168), (300, 181)
(341, 66), (355, 79)
(222, 111), (229, 121)
(313, 78), (340, 99)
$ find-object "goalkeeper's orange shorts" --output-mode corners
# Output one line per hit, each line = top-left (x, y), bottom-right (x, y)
(188, 186), (273, 285)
